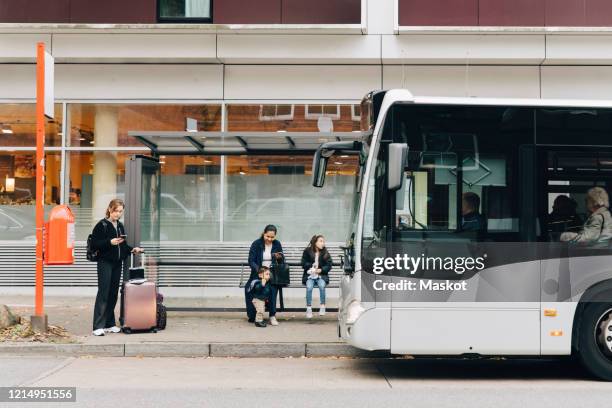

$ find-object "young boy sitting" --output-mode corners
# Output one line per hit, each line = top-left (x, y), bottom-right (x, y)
(249, 266), (272, 328)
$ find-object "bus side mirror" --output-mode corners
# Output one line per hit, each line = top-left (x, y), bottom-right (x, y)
(388, 143), (408, 191)
(312, 141), (362, 188)
(312, 149), (332, 188)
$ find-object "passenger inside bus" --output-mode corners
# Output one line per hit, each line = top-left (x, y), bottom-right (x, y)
(560, 187), (612, 245)
(461, 192), (487, 232)
(548, 195), (583, 241)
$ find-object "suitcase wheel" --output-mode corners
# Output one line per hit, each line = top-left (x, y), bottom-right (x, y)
(122, 327), (132, 334)
(151, 328), (158, 333)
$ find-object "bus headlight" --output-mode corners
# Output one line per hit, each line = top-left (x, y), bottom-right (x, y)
(345, 300), (365, 325)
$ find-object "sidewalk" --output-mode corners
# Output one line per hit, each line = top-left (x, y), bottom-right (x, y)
(0, 295), (389, 358)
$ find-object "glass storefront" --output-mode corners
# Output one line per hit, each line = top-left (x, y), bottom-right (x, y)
(0, 102), (359, 244)
(68, 104), (222, 147)
(0, 104), (63, 147)
(0, 151), (61, 240)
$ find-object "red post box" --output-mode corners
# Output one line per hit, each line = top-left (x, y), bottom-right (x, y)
(44, 205), (75, 265)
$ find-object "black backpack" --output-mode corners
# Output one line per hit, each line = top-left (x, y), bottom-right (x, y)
(86, 221), (107, 262)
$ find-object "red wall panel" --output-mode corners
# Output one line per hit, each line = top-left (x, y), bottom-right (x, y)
(585, 0), (612, 26)
(282, 0), (361, 24)
(479, 0), (545, 26)
(545, 0), (586, 26)
(398, 0), (478, 26)
(213, 0), (281, 24)
(0, 0), (70, 23)
(70, 0), (156, 23)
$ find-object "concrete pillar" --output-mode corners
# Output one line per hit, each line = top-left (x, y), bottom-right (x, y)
(92, 106), (119, 223)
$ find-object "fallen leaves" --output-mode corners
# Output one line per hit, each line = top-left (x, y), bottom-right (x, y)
(0, 317), (76, 343)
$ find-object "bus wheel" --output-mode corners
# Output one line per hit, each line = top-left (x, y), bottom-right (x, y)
(578, 303), (612, 381)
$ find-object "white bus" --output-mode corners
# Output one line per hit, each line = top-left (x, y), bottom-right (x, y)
(313, 89), (612, 380)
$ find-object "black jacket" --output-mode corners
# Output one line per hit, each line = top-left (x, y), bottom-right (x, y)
(301, 248), (332, 285)
(248, 238), (284, 280)
(248, 278), (272, 300)
(91, 219), (133, 263)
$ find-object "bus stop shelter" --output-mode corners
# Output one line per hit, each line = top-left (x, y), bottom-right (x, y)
(121, 130), (364, 312)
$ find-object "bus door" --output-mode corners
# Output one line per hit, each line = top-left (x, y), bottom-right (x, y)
(537, 146), (612, 330)
(384, 105), (540, 355)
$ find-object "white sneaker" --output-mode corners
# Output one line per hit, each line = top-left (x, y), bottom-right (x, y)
(92, 329), (105, 336)
(319, 306), (326, 316)
(269, 316), (279, 326)
(105, 326), (121, 333)
(306, 307), (313, 319)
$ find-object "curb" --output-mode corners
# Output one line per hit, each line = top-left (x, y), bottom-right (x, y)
(0, 342), (390, 358)
(0, 343), (124, 357)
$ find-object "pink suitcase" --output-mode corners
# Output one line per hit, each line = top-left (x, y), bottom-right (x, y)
(122, 254), (157, 334)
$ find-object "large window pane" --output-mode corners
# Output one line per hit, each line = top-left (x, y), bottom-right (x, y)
(69, 104), (221, 147)
(227, 104), (361, 132)
(225, 103), (360, 243)
(0, 151), (61, 241)
(224, 155), (358, 243)
(159, 0), (211, 19)
(159, 155), (220, 241)
(68, 151), (141, 240)
(0, 104), (63, 147)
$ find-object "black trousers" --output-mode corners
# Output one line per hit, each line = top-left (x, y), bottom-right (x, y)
(93, 259), (123, 330)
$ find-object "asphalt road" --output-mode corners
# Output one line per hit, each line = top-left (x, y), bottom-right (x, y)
(0, 356), (609, 408)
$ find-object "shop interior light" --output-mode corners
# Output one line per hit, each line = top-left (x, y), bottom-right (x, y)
(340, 155), (349, 158)
(1, 125), (13, 134)
(239, 167), (246, 175)
(5, 177), (15, 193)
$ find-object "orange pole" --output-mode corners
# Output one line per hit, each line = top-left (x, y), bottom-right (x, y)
(35, 42), (45, 316)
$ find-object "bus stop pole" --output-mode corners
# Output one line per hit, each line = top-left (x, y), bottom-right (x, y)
(31, 42), (48, 333)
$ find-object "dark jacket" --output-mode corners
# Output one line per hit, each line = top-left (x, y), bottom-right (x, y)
(248, 238), (284, 280)
(301, 248), (332, 285)
(249, 278), (272, 300)
(462, 212), (487, 232)
(91, 219), (133, 263)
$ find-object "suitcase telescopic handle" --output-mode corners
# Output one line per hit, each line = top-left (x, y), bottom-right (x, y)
(130, 251), (145, 268)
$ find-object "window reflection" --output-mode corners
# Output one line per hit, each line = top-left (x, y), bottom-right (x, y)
(69, 104), (221, 147)
(0, 104), (62, 147)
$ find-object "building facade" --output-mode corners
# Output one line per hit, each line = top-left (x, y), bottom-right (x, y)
(2, 0), (612, 286)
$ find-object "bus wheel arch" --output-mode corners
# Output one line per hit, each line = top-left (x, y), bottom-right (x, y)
(572, 280), (612, 380)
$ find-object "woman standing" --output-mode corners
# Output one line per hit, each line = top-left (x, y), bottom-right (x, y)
(91, 199), (143, 336)
(246, 225), (284, 326)
(301, 235), (332, 319)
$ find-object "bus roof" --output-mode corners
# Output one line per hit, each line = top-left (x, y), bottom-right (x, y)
(391, 91), (612, 109)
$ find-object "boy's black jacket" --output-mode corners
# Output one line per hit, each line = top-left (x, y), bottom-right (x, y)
(250, 279), (271, 300)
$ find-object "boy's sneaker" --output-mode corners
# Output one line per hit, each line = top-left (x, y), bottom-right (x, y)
(269, 316), (279, 326)
(92, 329), (105, 336)
(306, 307), (313, 319)
(319, 306), (326, 316)
(254, 321), (267, 328)
(105, 326), (121, 333)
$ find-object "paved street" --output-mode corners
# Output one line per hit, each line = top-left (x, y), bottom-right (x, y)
(1, 356), (609, 408)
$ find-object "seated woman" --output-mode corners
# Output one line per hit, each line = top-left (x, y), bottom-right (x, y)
(561, 187), (612, 246)
(301, 235), (333, 319)
(548, 195), (583, 241)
